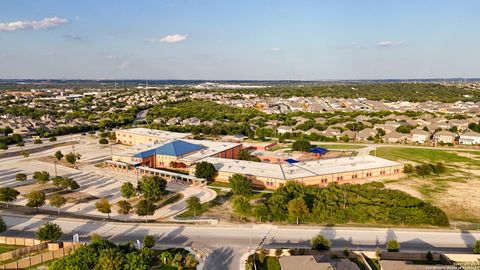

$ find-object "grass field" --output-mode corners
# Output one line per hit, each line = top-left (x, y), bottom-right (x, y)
(374, 146), (480, 223)
(316, 143), (366, 149)
(0, 244), (21, 254)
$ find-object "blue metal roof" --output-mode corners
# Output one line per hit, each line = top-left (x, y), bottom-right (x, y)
(155, 140), (205, 157)
(134, 140), (205, 158)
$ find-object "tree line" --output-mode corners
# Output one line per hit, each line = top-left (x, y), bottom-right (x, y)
(230, 178), (449, 227)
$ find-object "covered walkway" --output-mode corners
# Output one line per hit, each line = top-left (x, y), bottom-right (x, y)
(136, 166), (207, 186)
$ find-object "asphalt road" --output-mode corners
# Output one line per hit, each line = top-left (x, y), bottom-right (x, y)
(2, 214), (479, 270)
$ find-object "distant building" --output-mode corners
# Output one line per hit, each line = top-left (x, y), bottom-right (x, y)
(410, 129), (430, 144)
(115, 128), (191, 145)
(433, 130), (456, 144)
(458, 130), (480, 145)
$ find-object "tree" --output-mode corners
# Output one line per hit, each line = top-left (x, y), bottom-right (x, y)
(65, 152), (81, 167)
(0, 187), (19, 207)
(36, 222), (62, 242)
(432, 162), (446, 177)
(416, 164), (433, 178)
(99, 138), (109, 144)
(287, 198), (309, 224)
(403, 164), (415, 176)
(139, 176), (166, 202)
(49, 194), (67, 215)
(186, 196), (202, 217)
(229, 174), (253, 196)
(117, 200), (132, 222)
(54, 150), (64, 161)
(32, 171), (50, 184)
(16, 173), (27, 182)
(232, 196), (251, 218)
(292, 139), (311, 152)
(473, 240), (480, 254)
(387, 239), (400, 252)
(252, 204), (269, 222)
(257, 248), (268, 264)
(311, 234), (331, 251)
(26, 190), (46, 209)
(0, 216), (6, 233)
(121, 182), (136, 199)
(20, 150), (29, 158)
(96, 198), (112, 219)
(96, 248), (124, 270)
(136, 199), (156, 222)
(195, 161), (217, 181)
(33, 138), (43, 144)
(143, 235), (155, 248)
(49, 136), (57, 142)
(124, 248), (155, 270)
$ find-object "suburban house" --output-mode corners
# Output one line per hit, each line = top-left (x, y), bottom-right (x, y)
(278, 255), (360, 270)
(410, 129), (430, 144)
(277, 125), (294, 134)
(357, 128), (378, 141)
(458, 130), (480, 145)
(433, 130), (456, 144)
(383, 131), (408, 143)
(322, 127), (341, 137)
(448, 119), (470, 131)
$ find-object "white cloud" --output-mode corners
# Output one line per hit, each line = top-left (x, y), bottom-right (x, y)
(271, 47), (281, 52)
(118, 61), (130, 69)
(377, 40), (404, 47)
(160, 34), (188, 43)
(75, 16), (80, 21)
(0, 17), (68, 32)
(106, 55), (121, 60)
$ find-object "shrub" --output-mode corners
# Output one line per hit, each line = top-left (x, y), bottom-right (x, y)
(143, 235), (155, 248)
(0, 217), (6, 233)
(16, 173), (27, 182)
(387, 239), (400, 252)
(474, 240), (480, 254)
(311, 234), (331, 251)
(36, 222), (62, 242)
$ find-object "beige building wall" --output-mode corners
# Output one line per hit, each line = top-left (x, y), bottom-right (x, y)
(214, 165), (403, 189)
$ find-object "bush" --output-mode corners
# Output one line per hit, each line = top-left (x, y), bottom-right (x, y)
(143, 235), (155, 248)
(474, 240), (480, 254)
(36, 222), (62, 242)
(33, 139), (43, 144)
(292, 139), (311, 152)
(16, 173), (27, 182)
(49, 137), (57, 142)
(99, 138), (109, 144)
(0, 217), (6, 233)
(311, 234), (331, 251)
(387, 239), (400, 252)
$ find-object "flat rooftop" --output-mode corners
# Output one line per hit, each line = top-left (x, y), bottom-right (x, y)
(201, 155), (401, 180)
(116, 128), (191, 140)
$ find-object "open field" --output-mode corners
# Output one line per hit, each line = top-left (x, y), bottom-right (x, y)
(374, 147), (480, 223)
(316, 143), (367, 149)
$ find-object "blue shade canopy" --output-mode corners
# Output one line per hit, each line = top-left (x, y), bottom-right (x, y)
(309, 147), (328, 154)
(284, 158), (299, 163)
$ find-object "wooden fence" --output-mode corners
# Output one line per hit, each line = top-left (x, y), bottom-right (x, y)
(0, 237), (83, 269)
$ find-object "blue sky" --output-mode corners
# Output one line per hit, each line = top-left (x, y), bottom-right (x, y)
(0, 0), (479, 80)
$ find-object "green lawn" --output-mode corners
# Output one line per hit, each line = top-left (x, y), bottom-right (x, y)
(257, 257), (281, 270)
(374, 147), (480, 167)
(208, 181), (231, 188)
(316, 143), (366, 149)
(0, 244), (22, 254)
